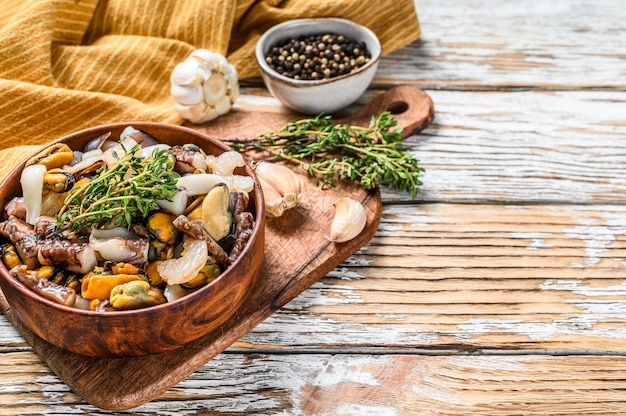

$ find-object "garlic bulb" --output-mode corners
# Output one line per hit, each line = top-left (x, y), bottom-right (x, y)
(255, 162), (302, 217)
(170, 49), (239, 123)
(326, 197), (367, 243)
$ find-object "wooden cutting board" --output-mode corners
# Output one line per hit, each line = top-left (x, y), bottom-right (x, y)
(0, 86), (434, 411)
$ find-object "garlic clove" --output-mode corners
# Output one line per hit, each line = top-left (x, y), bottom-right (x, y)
(258, 176), (286, 217)
(172, 103), (203, 124)
(326, 197), (367, 243)
(170, 84), (204, 106)
(170, 59), (204, 87)
(255, 162), (302, 210)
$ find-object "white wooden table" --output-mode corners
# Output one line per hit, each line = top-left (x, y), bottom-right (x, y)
(2, 0), (626, 414)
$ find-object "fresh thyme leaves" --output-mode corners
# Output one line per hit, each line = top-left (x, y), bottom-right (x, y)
(57, 144), (180, 233)
(228, 112), (424, 198)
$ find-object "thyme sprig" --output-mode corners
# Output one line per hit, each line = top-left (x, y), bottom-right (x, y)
(57, 144), (180, 233)
(228, 112), (424, 198)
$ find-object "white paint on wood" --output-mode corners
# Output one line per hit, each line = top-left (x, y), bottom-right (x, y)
(334, 404), (399, 416)
(564, 219), (615, 267)
(510, 232), (552, 250)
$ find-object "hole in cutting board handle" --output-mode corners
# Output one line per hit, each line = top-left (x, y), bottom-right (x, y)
(386, 101), (409, 115)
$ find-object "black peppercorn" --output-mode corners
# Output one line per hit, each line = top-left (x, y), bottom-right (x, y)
(264, 32), (372, 81)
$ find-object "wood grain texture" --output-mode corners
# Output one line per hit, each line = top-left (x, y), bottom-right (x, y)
(377, 0), (626, 90)
(234, 203), (626, 351)
(1, 0), (626, 413)
(2, 352), (626, 415)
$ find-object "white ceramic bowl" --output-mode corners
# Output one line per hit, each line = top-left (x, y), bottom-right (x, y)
(255, 18), (381, 114)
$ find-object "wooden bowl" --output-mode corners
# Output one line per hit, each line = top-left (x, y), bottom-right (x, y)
(0, 122), (265, 357)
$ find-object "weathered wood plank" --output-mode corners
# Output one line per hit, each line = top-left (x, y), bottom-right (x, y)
(2, 352), (626, 415)
(406, 90), (626, 204)
(227, 203), (626, 351)
(376, 0), (626, 90)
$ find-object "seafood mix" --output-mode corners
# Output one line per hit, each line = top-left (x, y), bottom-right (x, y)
(0, 126), (256, 311)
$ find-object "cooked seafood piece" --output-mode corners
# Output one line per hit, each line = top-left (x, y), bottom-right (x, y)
(156, 235), (208, 285)
(230, 190), (250, 220)
(25, 143), (74, 170)
(40, 188), (69, 217)
(147, 212), (179, 245)
(101, 136), (139, 167)
(201, 183), (232, 241)
(2, 243), (22, 269)
(34, 215), (58, 239)
(81, 268), (147, 300)
(66, 155), (106, 179)
(163, 282), (188, 302)
(82, 131), (112, 152)
(10, 265), (76, 306)
(181, 261), (220, 289)
(21, 163), (46, 224)
(229, 212), (254, 264)
(168, 145), (207, 174)
(37, 238), (97, 274)
(43, 168), (75, 193)
(0, 215), (40, 269)
(110, 280), (167, 310)
(175, 173), (226, 196)
(120, 126), (161, 147)
(172, 215), (230, 266)
(89, 230), (150, 265)
(4, 197), (26, 220)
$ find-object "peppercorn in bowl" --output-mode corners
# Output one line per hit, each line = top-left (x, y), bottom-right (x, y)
(255, 18), (381, 114)
(0, 122), (265, 357)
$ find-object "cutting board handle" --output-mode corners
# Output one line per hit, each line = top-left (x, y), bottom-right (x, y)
(342, 85), (435, 138)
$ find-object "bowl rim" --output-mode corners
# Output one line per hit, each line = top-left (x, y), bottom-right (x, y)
(0, 121), (265, 317)
(255, 17), (382, 87)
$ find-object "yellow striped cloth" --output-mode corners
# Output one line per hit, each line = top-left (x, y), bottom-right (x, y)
(0, 0), (420, 180)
